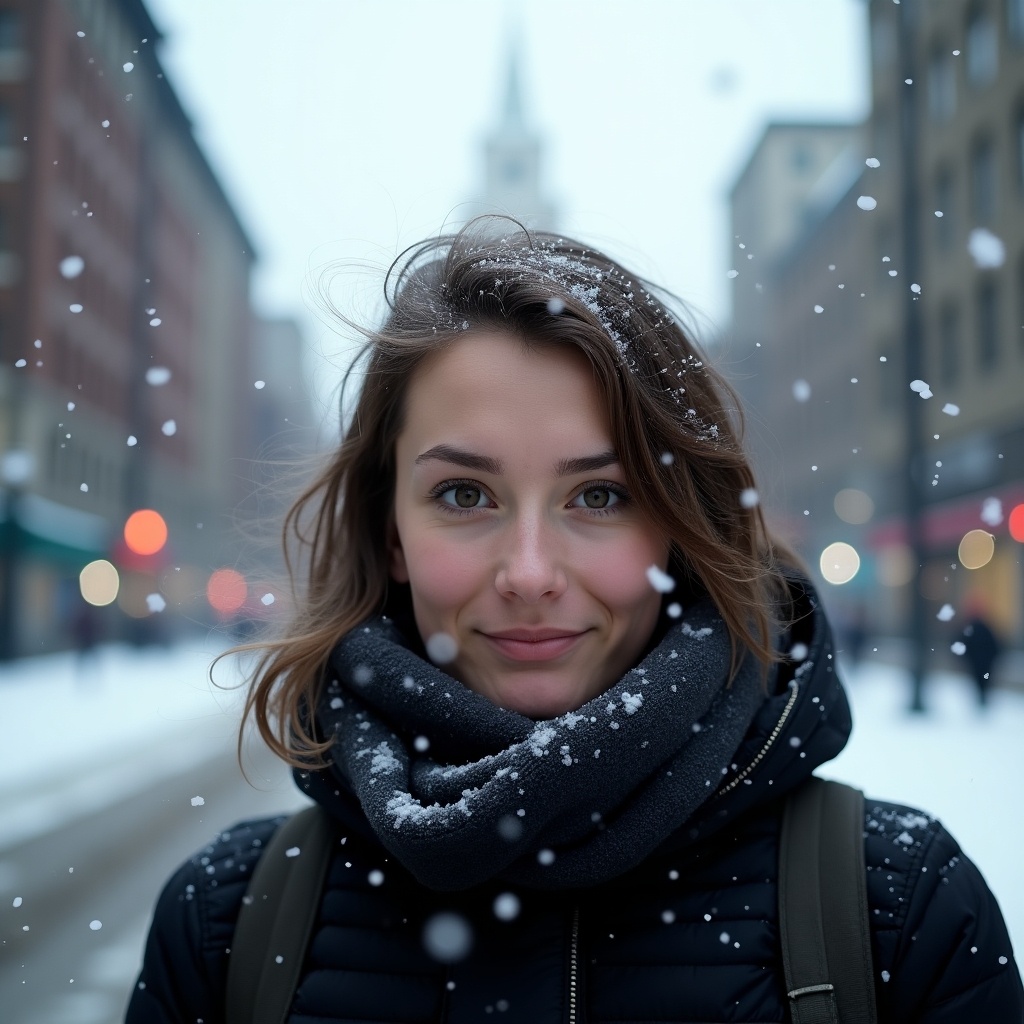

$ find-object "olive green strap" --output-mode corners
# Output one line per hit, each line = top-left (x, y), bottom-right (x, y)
(225, 805), (334, 1024)
(779, 778), (877, 1024)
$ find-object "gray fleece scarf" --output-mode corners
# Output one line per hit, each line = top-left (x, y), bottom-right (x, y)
(312, 598), (768, 891)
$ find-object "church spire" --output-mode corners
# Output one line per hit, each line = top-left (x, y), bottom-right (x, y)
(502, 36), (525, 130)
(472, 30), (556, 230)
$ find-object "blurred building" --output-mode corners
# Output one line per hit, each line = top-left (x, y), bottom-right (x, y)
(727, 0), (1024, 656)
(727, 122), (869, 541)
(466, 37), (557, 231)
(0, 0), (309, 657)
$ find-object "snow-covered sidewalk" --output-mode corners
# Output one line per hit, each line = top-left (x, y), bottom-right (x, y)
(0, 636), (249, 852)
(823, 660), (1024, 960)
(0, 643), (1020, 958)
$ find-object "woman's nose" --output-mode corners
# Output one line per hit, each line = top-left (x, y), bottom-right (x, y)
(494, 517), (568, 603)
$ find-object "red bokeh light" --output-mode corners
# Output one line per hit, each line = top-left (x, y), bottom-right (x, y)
(124, 509), (168, 556)
(206, 568), (247, 615)
(1009, 503), (1024, 544)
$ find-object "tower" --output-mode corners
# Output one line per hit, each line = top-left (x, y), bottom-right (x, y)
(474, 37), (556, 231)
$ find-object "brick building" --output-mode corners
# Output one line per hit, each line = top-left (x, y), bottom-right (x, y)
(0, 0), (307, 656)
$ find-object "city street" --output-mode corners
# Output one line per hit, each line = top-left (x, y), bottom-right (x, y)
(0, 641), (308, 1023)
(1, 641), (1022, 1023)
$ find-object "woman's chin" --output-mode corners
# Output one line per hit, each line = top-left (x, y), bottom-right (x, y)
(484, 675), (595, 720)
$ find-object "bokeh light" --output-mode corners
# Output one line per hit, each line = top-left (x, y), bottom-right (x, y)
(160, 565), (202, 606)
(117, 572), (158, 618)
(1009, 503), (1024, 543)
(124, 509), (168, 556)
(833, 488), (875, 525)
(79, 559), (119, 606)
(819, 542), (861, 585)
(876, 542), (915, 587)
(207, 568), (247, 614)
(958, 530), (994, 570)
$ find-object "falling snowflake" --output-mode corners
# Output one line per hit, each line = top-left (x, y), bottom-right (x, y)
(646, 565), (675, 593)
(60, 256), (85, 279)
(426, 632), (458, 664)
(980, 497), (1002, 527)
(967, 228), (1005, 269)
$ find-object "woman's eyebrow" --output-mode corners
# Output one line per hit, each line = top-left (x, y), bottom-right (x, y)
(414, 444), (502, 473)
(414, 444), (619, 477)
(555, 450), (620, 476)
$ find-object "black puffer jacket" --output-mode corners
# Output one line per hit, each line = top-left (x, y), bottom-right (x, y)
(128, 586), (1023, 1023)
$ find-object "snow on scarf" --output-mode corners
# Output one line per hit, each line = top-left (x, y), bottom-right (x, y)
(307, 597), (769, 891)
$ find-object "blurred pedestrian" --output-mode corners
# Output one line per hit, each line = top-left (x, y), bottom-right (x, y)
(961, 601), (1002, 708)
(127, 219), (1022, 1023)
(71, 599), (101, 682)
(842, 600), (869, 667)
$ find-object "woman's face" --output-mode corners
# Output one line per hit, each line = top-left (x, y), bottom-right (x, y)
(388, 330), (670, 718)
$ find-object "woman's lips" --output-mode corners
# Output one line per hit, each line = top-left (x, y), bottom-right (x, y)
(482, 632), (587, 662)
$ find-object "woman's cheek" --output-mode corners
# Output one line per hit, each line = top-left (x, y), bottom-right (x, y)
(407, 534), (483, 611)
(576, 536), (666, 611)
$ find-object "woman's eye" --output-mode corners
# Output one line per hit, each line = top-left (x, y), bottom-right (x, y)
(440, 485), (487, 509)
(572, 487), (622, 510)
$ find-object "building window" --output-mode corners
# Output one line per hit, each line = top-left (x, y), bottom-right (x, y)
(928, 47), (956, 122)
(791, 144), (814, 173)
(1009, 0), (1024, 42)
(976, 278), (999, 369)
(1017, 107), (1024, 196)
(934, 167), (955, 248)
(966, 8), (998, 87)
(872, 12), (896, 70)
(1018, 253), (1024, 353)
(501, 158), (525, 185)
(0, 12), (22, 52)
(970, 137), (997, 223)
(878, 343), (900, 409)
(873, 105), (893, 168)
(939, 302), (960, 385)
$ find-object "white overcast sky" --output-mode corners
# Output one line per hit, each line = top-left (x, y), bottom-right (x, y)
(143, 0), (869, 388)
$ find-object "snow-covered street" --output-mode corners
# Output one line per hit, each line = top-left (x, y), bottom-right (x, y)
(0, 641), (1020, 1021)
(821, 659), (1024, 960)
(0, 638), (307, 1024)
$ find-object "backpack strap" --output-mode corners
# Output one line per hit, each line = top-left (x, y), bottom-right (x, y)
(225, 805), (335, 1024)
(779, 777), (878, 1024)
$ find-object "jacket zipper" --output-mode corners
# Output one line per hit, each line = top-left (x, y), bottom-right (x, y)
(568, 904), (580, 1023)
(715, 681), (800, 798)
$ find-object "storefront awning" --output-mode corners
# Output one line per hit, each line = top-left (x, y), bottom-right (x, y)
(0, 491), (112, 567)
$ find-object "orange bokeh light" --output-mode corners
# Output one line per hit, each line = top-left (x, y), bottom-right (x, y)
(1010, 503), (1024, 544)
(206, 568), (247, 615)
(124, 509), (168, 556)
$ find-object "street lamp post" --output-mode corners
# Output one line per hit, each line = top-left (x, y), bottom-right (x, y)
(896, 0), (929, 712)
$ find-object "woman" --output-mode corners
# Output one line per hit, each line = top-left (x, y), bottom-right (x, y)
(127, 220), (1022, 1023)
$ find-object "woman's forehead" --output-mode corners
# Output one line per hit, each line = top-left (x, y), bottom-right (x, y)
(397, 332), (614, 463)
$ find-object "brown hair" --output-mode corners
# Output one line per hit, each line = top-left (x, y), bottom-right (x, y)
(241, 217), (797, 768)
